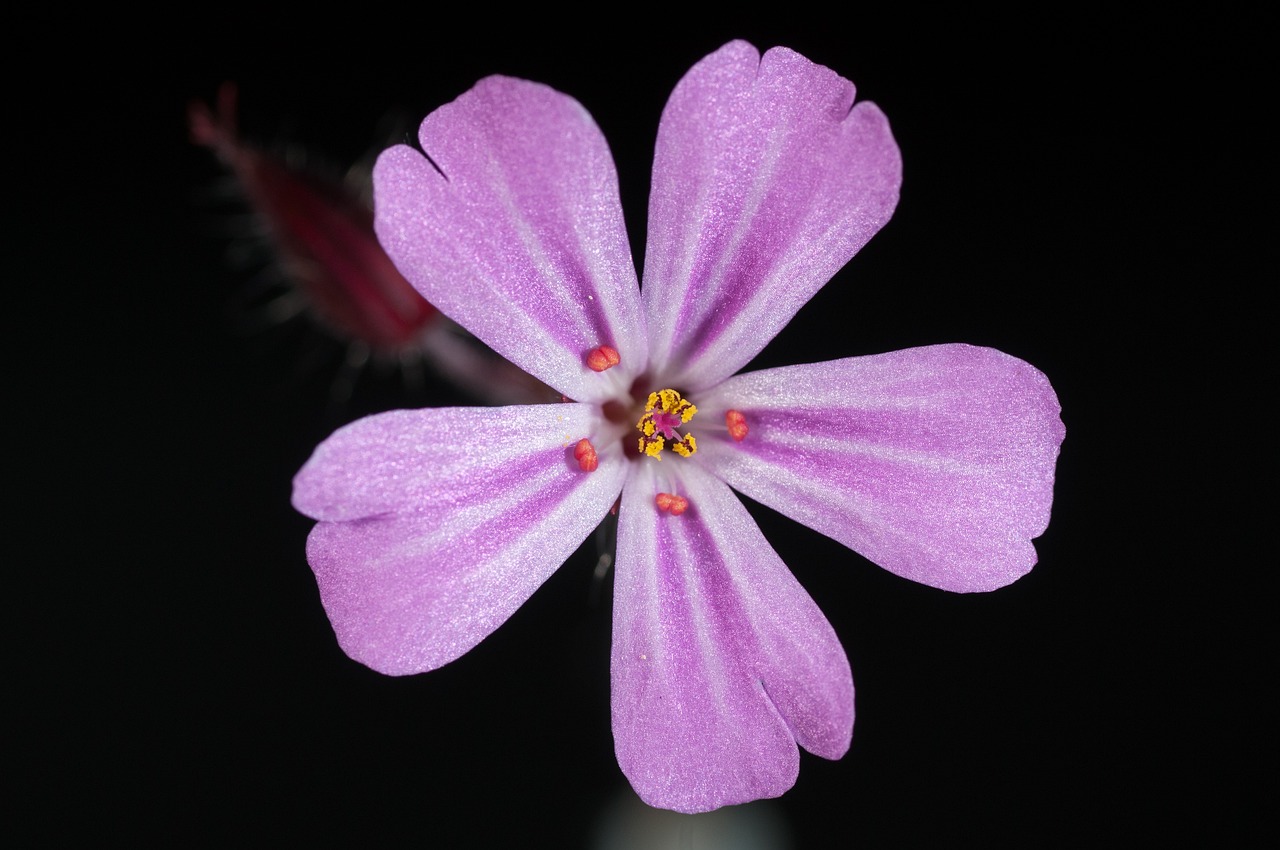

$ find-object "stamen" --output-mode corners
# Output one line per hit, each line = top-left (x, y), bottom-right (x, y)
(585, 345), (621, 372)
(573, 438), (599, 472)
(655, 492), (689, 516)
(725, 409), (749, 442)
(638, 433), (665, 459)
(636, 389), (698, 460)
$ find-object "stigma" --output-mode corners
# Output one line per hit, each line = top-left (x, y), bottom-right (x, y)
(636, 389), (697, 460)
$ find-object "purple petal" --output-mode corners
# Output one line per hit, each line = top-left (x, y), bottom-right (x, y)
(293, 404), (626, 675)
(374, 76), (646, 403)
(612, 462), (852, 813)
(642, 41), (901, 391)
(698, 345), (1065, 592)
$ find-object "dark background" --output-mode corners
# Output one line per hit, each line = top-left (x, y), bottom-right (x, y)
(15, 11), (1264, 847)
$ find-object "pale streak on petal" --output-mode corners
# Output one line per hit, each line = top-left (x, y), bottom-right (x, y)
(374, 76), (646, 403)
(293, 404), (610, 520)
(612, 463), (852, 813)
(699, 345), (1065, 592)
(294, 404), (626, 675)
(643, 40), (901, 390)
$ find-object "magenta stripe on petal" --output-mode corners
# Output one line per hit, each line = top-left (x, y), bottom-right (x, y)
(294, 404), (626, 674)
(642, 41), (901, 391)
(699, 345), (1065, 592)
(611, 463), (852, 813)
(293, 404), (615, 521)
(374, 76), (646, 403)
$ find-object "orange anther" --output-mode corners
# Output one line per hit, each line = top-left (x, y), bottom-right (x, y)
(725, 409), (749, 442)
(586, 345), (621, 372)
(574, 438), (599, 472)
(655, 492), (689, 515)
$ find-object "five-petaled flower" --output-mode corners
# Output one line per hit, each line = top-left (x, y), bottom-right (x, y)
(292, 40), (1065, 813)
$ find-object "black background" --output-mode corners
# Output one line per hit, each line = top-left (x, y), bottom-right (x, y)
(15, 11), (1265, 847)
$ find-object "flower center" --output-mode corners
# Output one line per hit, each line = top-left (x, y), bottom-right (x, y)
(636, 389), (698, 459)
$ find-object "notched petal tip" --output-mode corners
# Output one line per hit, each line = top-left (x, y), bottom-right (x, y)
(295, 404), (626, 675)
(612, 465), (852, 813)
(372, 75), (647, 403)
(642, 36), (903, 390)
(702, 345), (1065, 593)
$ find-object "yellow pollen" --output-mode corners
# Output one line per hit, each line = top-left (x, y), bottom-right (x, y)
(636, 389), (698, 460)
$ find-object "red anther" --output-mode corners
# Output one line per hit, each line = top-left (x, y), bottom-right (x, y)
(725, 409), (749, 442)
(655, 492), (689, 515)
(586, 345), (621, 372)
(574, 438), (599, 472)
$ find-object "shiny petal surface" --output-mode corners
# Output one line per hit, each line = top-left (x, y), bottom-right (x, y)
(294, 404), (626, 675)
(642, 40), (901, 391)
(374, 76), (646, 403)
(612, 462), (852, 813)
(699, 345), (1065, 592)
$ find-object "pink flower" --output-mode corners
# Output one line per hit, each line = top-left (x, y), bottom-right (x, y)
(292, 40), (1065, 813)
